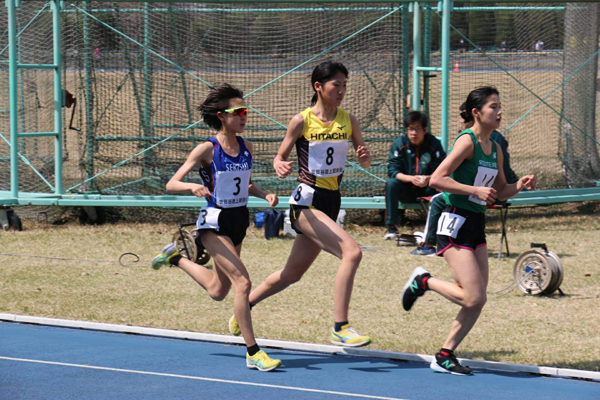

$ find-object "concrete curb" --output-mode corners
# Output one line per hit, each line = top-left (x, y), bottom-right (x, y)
(1, 313), (598, 382)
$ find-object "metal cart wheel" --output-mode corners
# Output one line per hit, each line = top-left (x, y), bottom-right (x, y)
(513, 250), (553, 295)
(172, 230), (198, 263)
(190, 228), (211, 265)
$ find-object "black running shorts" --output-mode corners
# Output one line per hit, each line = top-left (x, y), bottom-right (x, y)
(196, 206), (249, 247)
(290, 187), (341, 235)
(436, 205), (486, 256)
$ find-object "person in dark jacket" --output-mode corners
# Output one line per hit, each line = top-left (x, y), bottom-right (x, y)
(384, 111), (446, 239)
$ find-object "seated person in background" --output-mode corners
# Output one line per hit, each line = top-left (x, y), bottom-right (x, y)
(384, 111), (446, 239)
(410, 102), (518, 255)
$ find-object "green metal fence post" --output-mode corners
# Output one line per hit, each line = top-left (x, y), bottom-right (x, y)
(143, 3), (155, 178)
(114, 4), (153, 178)
(7, 0), (19, 198)
(423, 4), (432, 120)
(401, 4), (410, 122)
(17, 17), (26, 157)
(52, 0), (64, 194)
(82, 2), (95, 190)
(440, 0), (451, 151)
(411, 1), (421, 110)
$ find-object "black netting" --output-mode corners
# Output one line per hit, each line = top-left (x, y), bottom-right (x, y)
(2, 2), (599, 201)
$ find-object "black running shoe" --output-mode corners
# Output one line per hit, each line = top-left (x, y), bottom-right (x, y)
(430, 351), (473, 376)
(401, 266), (431, 311)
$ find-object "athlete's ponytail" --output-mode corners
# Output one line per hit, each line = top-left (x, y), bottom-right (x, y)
(459, 102), (470, 123)
(310, 61), (349, 106)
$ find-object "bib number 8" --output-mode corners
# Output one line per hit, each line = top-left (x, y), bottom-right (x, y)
(289, 183), (315, 206)
(326, 147), (334, 165)
(294, 185), (303, 201)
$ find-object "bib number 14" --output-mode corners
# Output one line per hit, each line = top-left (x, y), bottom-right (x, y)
(468, 166), (498, 205)
(436, 212), (466, 239)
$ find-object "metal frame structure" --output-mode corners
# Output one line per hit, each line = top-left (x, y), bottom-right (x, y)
(2, 0), (600, 209)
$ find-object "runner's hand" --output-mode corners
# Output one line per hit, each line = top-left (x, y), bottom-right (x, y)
(356, 145), (370, 163)
(474, 186), (497, 205)
(518, 175), (537, 191)
(191, 184), (211, 198)
(265, 193), (279, 207)
(274, 160), (294, 179)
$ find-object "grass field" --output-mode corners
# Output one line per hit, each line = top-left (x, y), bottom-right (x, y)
(1, 202), (599, 372)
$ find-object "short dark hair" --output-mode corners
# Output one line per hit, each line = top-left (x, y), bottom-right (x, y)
(311, 61), (349, 106)
(197, 83), (244, 131)
(462, 86), (500, 123)
(403, 111), (428, 130)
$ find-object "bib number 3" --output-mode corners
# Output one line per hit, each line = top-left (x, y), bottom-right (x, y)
(196, 207), (221, 230)
(436, 212), (466, 239)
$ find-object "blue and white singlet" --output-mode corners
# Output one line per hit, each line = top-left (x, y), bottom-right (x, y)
(199, 136), (253, 209)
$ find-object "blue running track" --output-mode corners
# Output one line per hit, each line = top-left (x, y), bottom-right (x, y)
(1, 322), (598, 400)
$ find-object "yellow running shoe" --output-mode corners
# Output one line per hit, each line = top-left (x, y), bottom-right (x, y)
(228, 314), (241, 336)
(151, 243), (179, 270)
(246, 350), (282, 372)
(330, 324), (372, 347)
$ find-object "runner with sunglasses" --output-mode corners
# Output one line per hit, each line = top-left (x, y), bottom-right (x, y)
(229, 61), (373, 347)
(152, 83), (282, 372)
(400, 86), (536, 375)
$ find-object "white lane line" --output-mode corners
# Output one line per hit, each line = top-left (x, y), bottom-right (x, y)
(0, 356), (407, 400)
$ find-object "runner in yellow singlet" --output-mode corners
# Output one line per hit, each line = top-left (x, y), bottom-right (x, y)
(229, 61), (373, 347)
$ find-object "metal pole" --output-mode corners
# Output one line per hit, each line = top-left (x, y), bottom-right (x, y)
(7, 0), (19, 198)
(411, 2), (421, 111)
(83, 2), (95, 189)
(401, 5), (410, 122)
(423, 5), (431, 118)
(440, 0), (452, 151)
(52, 0), (63, 194)
(17, 19), (26, 157)
(143, 3), (154, 177)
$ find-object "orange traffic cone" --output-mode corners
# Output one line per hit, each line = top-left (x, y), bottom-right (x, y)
(454, 61), (459, 72)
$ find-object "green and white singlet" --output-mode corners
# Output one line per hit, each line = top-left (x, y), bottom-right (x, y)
(442, 129), (499, 213)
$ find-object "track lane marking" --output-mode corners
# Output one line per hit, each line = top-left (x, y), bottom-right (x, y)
(0, 356), (407, 400)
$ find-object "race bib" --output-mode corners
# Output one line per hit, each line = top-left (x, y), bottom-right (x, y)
(437, 211), (466, 239)
(288, 183), (315, 206)
(214, 169), (251, 208)
(308, 140), (348, 177)
(196, 207), (221, 231)
(468, 166), (498, 205)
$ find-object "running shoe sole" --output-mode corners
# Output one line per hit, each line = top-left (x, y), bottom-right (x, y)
(430, 359), (473, 376)
(410, 248), (437, 257)
(228, 315), (241, 336)
(246, 360), (281, 372)
(330, 338), (372, 347)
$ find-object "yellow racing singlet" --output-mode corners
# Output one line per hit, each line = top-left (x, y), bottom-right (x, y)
(295, 107), (353, 190)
